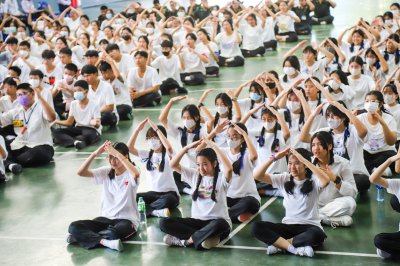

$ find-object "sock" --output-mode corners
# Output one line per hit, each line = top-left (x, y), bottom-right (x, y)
(287, 244), (296, 254)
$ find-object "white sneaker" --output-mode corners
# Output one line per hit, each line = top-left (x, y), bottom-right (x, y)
(151, 208), (170, 218)
(376, 248), (392, 259)
(184, 76), (192, 81)
(266, 245), (282, 255)
(163, 234), (185, 247)
(295, 246), (314, 257)
(182, 187), (192, 195)
(320, 21), (327, 25)
(101, 239), (123, 251)
(201, 236), (220, 249)
(322, 215), (353, 228)
(226, 57), (235, 63)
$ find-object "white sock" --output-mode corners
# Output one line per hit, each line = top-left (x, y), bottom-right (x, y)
(287, 244), (296, 254)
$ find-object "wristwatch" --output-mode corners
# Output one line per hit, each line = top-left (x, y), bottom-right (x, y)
(334, 176), (342, 184)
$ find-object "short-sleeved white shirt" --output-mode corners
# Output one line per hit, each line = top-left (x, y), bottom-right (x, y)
(69, 99), (102, 134)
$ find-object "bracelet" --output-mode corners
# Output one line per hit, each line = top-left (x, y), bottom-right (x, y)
(270, 154), (277, 162)
(155, 128), (159, 132)
(231, 97), (237, 102)
(198, 102), (204, 108)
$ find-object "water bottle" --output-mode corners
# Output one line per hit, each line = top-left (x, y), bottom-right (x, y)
(376, 185), (385, 202)
(138, 197), (147, 226)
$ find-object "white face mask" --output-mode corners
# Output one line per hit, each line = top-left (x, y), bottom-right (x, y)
(327, 118), (343, 129)
(384, 94), (396, 105)
(349, 67), (361, 76)
(211, 10), (218, 16)
(366, 58), (376, 65)
(286, 101), (301, 112)
(177, 11), (185, 17)
(16, 32), (25, 39)
(147, 138), (162, 150)
(283, 67), (296, 76)
(146, 28), (155, 35)
(364, 101), (380, 112)
(18, 50), (29, 58)
(227, 139), (241, 149)
(385, 20), (393, 26)
(264, 121), (276, 131)
(392, 9), (399, 17)
(216, 106), (228, 115)
(328, 79), (341, 90)
(29, 79), (40, 88)
(183, 118), (196, 129)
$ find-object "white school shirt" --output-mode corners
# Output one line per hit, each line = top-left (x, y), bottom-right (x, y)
(300, 59), (328, 82)
(54, 79), (74, 108)
(151, 54), (183, 86)
(0, 95), (20, 113)
(64, 17), (81, 32)
(271, 173), (323, 229)
(197, 42), (219, 68)
(69, 99), (102, 134)
(214, 32), (243, 58)
(109, 78), (132, 107)
(308, 100), (328, 132)
(278, 109), (308, 149)
(238, 98), (265, 131)
(30, 41), (50, 59)
(262, 17), (276, 42)
(88, 79), (116, 111)
(212, 117), (229, 147)
(181, 166), (232, 227)
(12, 56), (41, 83)
(180, 47), (206, 75)
(276, 11), (297, 33)
(92, 166), (140, 228)
(138, 149), (179, 196)
(222, 148), (260, 202)
(382, 51), (399, 75)
(348, 75), (375, 110)
(37, 65), (63, 89)
(126, 66), (162, 95)
(386, 104), (400, 140)
(324, 84), (355, 110)
(279, 72), (308, 90)
(0, 102), (53, 150)
(316, 155), (358, 207)
(239, 23), (264, 50)
(341, 42), (370, 69)
(387, 179), (400, 206)
(357, 112), (397, 154)
(35, 87), (55, 110)
(0, 64), (7, 83)
(117, 40), (136, 55)
(114, 54), (135, 80)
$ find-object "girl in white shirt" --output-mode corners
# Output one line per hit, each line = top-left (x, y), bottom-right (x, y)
(382, 83), (400, 148)
(160, 138), (233, 250)
(322, 70), (355, 109)
(213, 20), (244, 67)
(128, 118), (180, 218)
(197, 28), (220, 77)
(237, 11), (266, 57)
(382, 34), (400, 74)
(253, 148), (330, 257)
(279, 55), (308, 89)
(67, 141), (140, 252)
(274, 1), (301, 42)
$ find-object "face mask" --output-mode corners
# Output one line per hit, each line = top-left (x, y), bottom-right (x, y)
(183, 118), (196, 129)
(64, 75), (74, 83)
(146, 28), (154, 35)
(216, 106), (228, 115)
(392, 10), (399, 17)
(106, 13), (113, 20)
(249, 92), (262, 101)
(61, 31), (69, 37)
(29, 79), (40, 88)
(385, 20), (393, 26)
(286, 101), (301, 112)
(74, 91), (85, 101)
(227, 139), (241, 149)
(18, 50), (29, 58)
(211, 10), (218, 16)
(349, 68), (361, 76)
(266, 82), (275, 89)
(122, 35), (131, 41)
(366, 58), (376, 65)
(177, 11), (185, 17)
(162, 51), (170, 57)
(17, 95), (31, 107)
(115, 19), (124, 25)
(283, 67), (296, 76)
(265, 121), (276, 131)
(327, 118), (343, 129)
(364, 101), (380, 112)
(328, 79), (340, 90)
(384, 94), (396, 105)
(147, 138), (162, 150)
(16, 32), (25, 39)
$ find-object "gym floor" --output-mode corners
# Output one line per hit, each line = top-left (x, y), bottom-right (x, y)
(1, 1), (399, 265)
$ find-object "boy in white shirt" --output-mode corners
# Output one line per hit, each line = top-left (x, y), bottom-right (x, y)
(9, 41), (41, 83)
(52, 63), (78, 118)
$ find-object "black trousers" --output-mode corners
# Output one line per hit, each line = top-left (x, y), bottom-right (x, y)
(53, 126), (100, 147)
(5, 144), (54, 169)
(364, 150), (397, 174)
(68, 216), (136, 249)
(295, 23), (312, 35)
(277, 32), (298, 42)
(159, 78), (187, 95)
(159, 217), (231, 250)
(206, 66), (219, 76)
(227, 196), (260, 223)
(0, 125), (16, 139)
(241, 47), (266, 57)
(132, 92), (162, 108)
(117, 104), (132, 120)
(137, 191), (180, 216)
(252, 222), (326, 248)
(264, 40), (278, 50)
(101, 112), (118, 127)
(180, 72), (206, 86)
(390, 195), (400, 213)
(218, 56), (245, 67)
(311, 15), (334, 25)
(353, 173), (370, 193)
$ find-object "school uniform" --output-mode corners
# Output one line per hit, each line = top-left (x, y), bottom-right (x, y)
(109, 78), (132, 121)
(262, 17), (278, 50)
(151, 54), (186, 95)
(197, 42), (220, 76)
(68, 166), (139, 249)
(276, 11), (299, 42)
(348, 75), (375, 110)
(214, 32), (245, 67)
(180, 47), (207, 85)
(88, 80), (118, 127)
(239, 23), (266, 57)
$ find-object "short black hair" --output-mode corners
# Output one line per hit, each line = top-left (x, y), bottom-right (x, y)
(29, 69), (44, 79)
(161, 40), (173, 48)
(17, 82), (33, 92)
(106, 43), (120, 53)
(81, 64), (98, 75)
(8, 66), (21, 76)
(84, 50), (99, 57)
(134, 50), (148, 58)
(65, 63), (78, 73)
(59, 47), (72, 56)
(42, 49), (56, 59)
(3, 77), (18, 87)
(5, 37), (18, 45)
(100, 5), (108, 10)
(19, 41), (30, 49)
(74, 80), (89, 91)
(99, 61), (112, 72)
(35, 30), (46, 39)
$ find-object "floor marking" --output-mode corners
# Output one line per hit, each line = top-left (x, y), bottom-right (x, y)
(218, 197), (277, 246)
(124, 240), (167, 246)
(54, 152), (94, 155)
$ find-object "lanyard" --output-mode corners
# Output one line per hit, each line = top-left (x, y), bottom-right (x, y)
(22, 103), (38, 127)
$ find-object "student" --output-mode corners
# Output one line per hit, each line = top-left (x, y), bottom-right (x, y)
(338, 27), (373, 68)
(38, 49), (63, 90)
(81, 64), (118, 128)
(159, 137), (233, 250)
(52, 63), (78, 119)
(322, 70), (354, 109)
(52, 80), (101, 150)
(311, 0), (336, 25)
(149, 40), (187, 95)
(0, 135), (7, 182)
(369, 152), (400, 260)
(67, 141), (140, 252)
(127, 51), (162, 108)
(214, 19), (244, 67)
(279, 56), (308, 89)
(260, 6), (278, 51)
(28, 69), (55, 110)
(9, 41), (41, 83)
(252, 148), (330, 257)
(127, 118), (179, 218)
(274, 1), (301, 42)
(382, 83), (400, 148)
(105, 43), (135, 80)
(364, 47), (389, 83)
(382, 34), (400, 74)
(0, 83), (56, 173)
(291, 0), (315, 35)
(236, 10), (266, 57)
(197, 29), (220, 77)
(0, 77), (20, 113)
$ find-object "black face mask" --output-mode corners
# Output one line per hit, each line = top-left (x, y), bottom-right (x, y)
(162, 51), (170, 56)
(122, 35), (131, 41)
(266, 82), (275, 89)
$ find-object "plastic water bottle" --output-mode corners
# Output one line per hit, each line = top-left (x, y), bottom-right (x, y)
(138, 197), (147, 226)
(376, 185), (384, 202)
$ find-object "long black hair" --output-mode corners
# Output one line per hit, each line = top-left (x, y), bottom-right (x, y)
(192, 148), (219, 202)
(257, 107), (280, 152)
(311, 131), (335, 166)
(214, 93), (233, 128)
(108, 142), (136, 180)
(365, 90), (391, 114)
(230, 123), (248, 175)
(384, 34), (400, 64)
(282, 56), (300, 83)
(249, 81), (266, 119)
(179, 104), (201, 147)
(284, 148), (314, 196)
(144, 125), (167, 172)
(349, 29), (365, 53)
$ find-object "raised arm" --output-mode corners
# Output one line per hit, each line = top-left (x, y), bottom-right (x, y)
(158, 96), (187, 128)
(203, 137), (233, 182)
(233, 123), (258, 162)
(148, 118), (174, 156)
(105, 143), (140, 180)
(77, 141), (109, 177)
(254, 147), (290, 184)
(170, 140), (202, 173)
(127, 118), (148, 156)
(369, 152), (400, 188)
(298, 104), (324, 143)
(283, 40), (307, 60)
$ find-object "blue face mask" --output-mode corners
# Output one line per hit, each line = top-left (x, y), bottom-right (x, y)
(106, 13), (113, 20)
(249, 92), (262, 101)
(74, 91), (85, 101)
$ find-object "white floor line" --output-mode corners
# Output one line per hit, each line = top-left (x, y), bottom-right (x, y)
(218, 197), (277, 246)
(54, 152), (94, 155)
(124, 240), (167, 246)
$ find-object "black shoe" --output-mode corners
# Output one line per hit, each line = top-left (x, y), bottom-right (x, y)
(74, 140), (86, 150)
(177, 87), (188, 94)
(9, 163), (22, 174)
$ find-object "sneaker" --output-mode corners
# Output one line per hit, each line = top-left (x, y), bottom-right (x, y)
(184, 75), (192, 81)
(201, 236), (220, 249)
(311, 17), (319, 22)
(320, 21), (327, 25)
(238, 212), (253, 223)
(266, 245), (282, 255)
(74, 140), (86, 150)
(163, 234), (185, 247)
(295, 246), (314, 257)
(321, 215), (353, 228)
(101, 239), (123, 251)
(98, 228), (119, 240)
(66, 233), (77, 244)
(151, 208), (170, 218)
(226, 57), (235, 63)
(182, 187), (193, 195)
(9, 163), (22, 174)
(376, 248), (392, 259)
